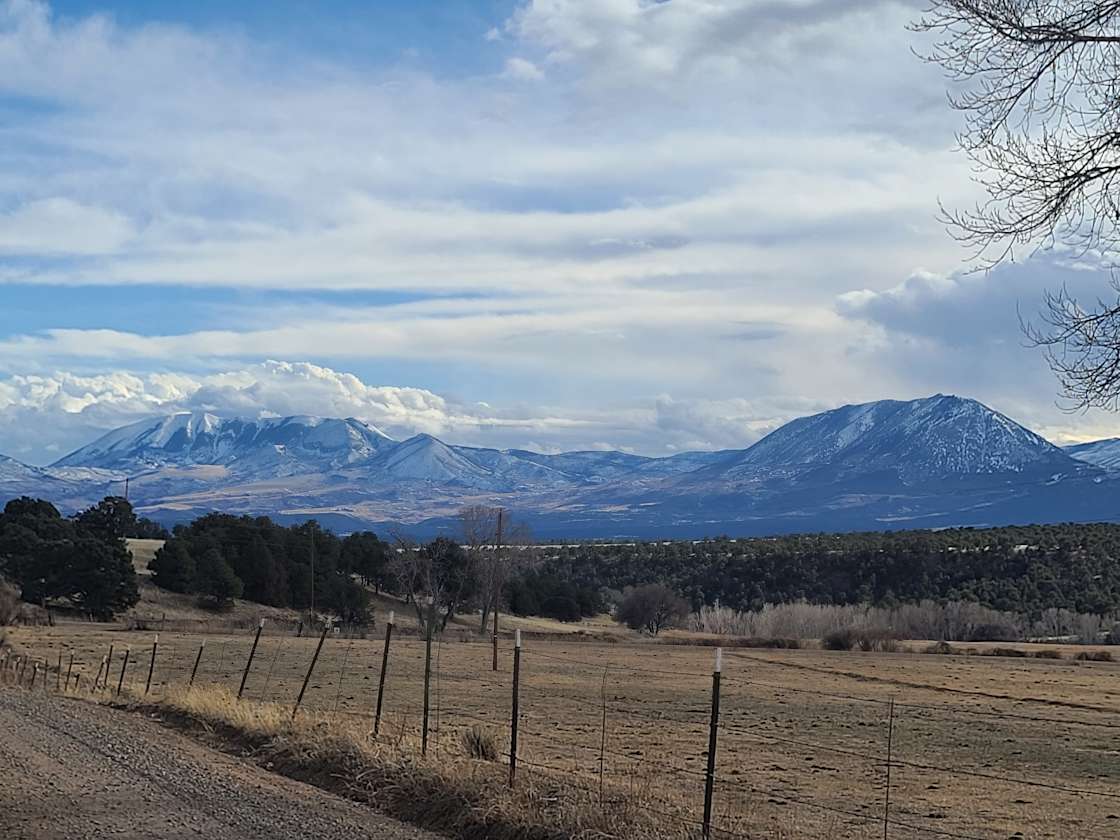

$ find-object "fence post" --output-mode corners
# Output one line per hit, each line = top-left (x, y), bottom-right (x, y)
(509, 629), (522, 788)
(883, 697), (895, 840)
(65, 653), (74, 692)
(599, 666), (609, 804)
(702, 647), (723, 840)
(238, 619), (265, 700)
(56, 651), (63, 692)
(145, 635), (159, 695)
(106, 644), (114, 684)
(492, 631), (498, 672)
(29, 662), (38, 691)
(93, 656), (106, 691)
(188, 641), (205, 690)
(422, 597), (435, 756)
(373, 610), (394, 736)
(292, 623), (329, 720)
(116, 647), (131, 696)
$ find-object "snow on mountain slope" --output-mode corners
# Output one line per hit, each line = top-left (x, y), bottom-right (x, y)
(54, 413), (395, 475)
(370, 434), (497, 485)
(1065, 438), (1120, 472)
(680, 395), (1079, 486)
(10, 396), (1113, 538)
(0, 454), (46, 482)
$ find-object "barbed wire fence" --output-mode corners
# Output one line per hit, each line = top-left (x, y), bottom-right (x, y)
(2, 625), (1118, 840)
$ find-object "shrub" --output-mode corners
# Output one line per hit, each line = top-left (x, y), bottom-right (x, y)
(616, 584), (689, 635)
(922, 641), (957, 655)
(823, 627), (897, 652)
(460, 725), (499, 761)
(983, 647), (1028, 658)
(1074, 650), (1115, 662)
(822, 628), (857, 651)
(1032, 649), (1063, 660)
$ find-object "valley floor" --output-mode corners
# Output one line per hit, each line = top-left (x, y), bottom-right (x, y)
(6, 624), (1119, 839)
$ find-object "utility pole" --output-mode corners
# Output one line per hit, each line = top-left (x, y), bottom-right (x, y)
(492, 508), (503, 672)
(309, 529), (316, 624)
(123, 477), (129, 502)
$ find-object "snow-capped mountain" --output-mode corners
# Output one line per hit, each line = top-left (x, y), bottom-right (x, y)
(2, 396), (1115, 537)
(54, 413), (396, 476)
(678, 395), (1077, 487)
(1065, 438), (1120, 472)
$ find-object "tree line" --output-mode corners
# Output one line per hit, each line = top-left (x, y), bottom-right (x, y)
(535, 523), (1120, 619)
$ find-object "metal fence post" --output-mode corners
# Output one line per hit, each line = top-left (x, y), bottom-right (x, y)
(116, 647), (130, 696)
(188, 641), (205, 691)
(702, 647), (723, 840)
(292, 624), (329, 720)
(509, 629), (522, 788)
(883, 697), (895, 840)
(56, 652), (63, 692)
(145, 635), (159, 695)
(238, 619), (265, 699)
(422, 597), (435, 756)
(65, 653), (74, 692)
(373, 611), (394, 736)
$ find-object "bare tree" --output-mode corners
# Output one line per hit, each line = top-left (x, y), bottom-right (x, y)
(458, 506), (530, 635)
(914, 1), (1120, 407)
(388, 531), (476, 632)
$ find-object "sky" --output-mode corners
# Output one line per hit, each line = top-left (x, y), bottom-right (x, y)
(2, 0), (1119, 465)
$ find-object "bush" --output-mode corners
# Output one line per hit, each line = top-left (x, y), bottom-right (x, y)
(1074, 650), (1115, 662)
(1032, 649), (1063, 660)
(460, 725), (499, 761)
(823, 627), (898, 652)
(922, 641), (957, 655)
(616, 584), (689, 635)
(823, 628), (857, 651)
(983, 647), (1028, 658)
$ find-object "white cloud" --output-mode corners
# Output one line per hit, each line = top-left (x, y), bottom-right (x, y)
(0, 359), (817, 464)
(0, 198), (134, 255)
(503, 56), (543, 80)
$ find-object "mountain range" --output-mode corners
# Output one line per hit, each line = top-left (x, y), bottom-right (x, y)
(1, 395), (1117, 538)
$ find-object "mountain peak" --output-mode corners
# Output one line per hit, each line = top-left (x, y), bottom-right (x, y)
(712, 395), (1076, 484)
(53, 412), (396, 473)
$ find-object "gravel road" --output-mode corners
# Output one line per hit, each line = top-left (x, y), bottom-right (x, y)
(0, 688), (438, 840)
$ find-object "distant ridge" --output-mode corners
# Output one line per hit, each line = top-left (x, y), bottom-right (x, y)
(0, 396), (1113, 538)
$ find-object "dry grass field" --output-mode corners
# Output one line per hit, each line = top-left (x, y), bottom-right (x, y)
(6, 623), (1118, 839)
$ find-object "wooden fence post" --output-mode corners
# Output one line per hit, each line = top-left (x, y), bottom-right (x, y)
(509, 629), (522, 788)
(56, 651), (63, 692)
(702, 647), (723, 840)
(292, 624), (329, 720)
(373, 611), (394, 736)
(238, 619), (265, 699)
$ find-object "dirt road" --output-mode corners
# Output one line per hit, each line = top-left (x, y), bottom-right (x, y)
(0, 688), (437, 840)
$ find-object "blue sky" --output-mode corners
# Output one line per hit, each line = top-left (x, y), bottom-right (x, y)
(1, 0), (1118, 464)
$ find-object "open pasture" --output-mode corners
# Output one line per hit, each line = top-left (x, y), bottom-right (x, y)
(6, 624), (1119, 839)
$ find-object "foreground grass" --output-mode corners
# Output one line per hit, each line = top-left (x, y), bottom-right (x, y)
(105, 684), (703, 840)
